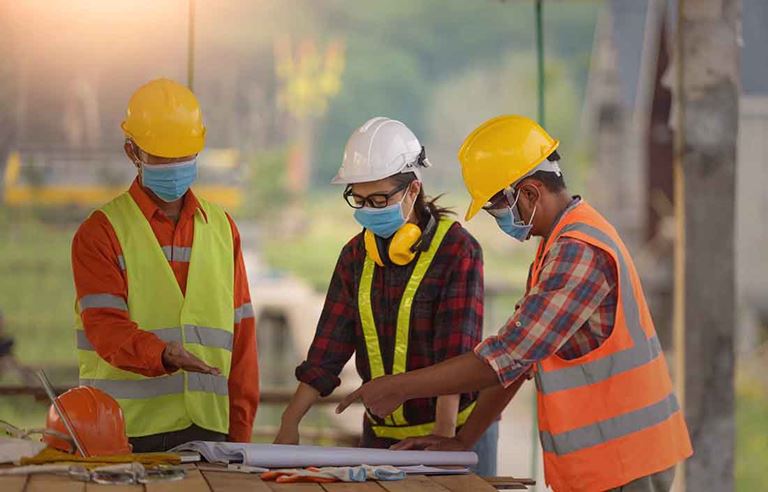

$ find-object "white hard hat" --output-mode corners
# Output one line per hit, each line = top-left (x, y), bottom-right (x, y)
(331, 117), (431, 185)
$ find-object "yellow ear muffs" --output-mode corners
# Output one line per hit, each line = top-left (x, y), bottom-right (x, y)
(364, 224), (423, 267)
(388, 223), (422, 266)
(364, 229), (386, 267)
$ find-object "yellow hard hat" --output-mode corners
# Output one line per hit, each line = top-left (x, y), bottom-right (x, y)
(458, 115), (559, 221)
(121, 78), (206, 158)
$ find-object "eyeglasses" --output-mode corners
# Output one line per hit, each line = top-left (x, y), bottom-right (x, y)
(343, 182), (410, 209)
(483, 187), (518, 211)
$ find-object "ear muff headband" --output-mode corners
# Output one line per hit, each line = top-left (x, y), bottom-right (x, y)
(364, 229), (386, 267)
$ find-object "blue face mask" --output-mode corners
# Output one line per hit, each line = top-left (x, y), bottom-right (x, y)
(140, 158), (198, 202)
(486, 191), (536, 242)
(353, 191), (413, 239)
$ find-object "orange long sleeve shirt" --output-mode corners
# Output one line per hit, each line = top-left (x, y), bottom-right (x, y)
(71, 179), (259, 442)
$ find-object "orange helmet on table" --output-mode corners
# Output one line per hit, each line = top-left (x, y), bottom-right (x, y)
(44, 386), (131, 456)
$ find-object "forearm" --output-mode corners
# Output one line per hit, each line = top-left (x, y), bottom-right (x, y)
(433, 394), (460, 437)
(401, 352), (499, 401)
(281, 382), (321, 427)
(81, 311), (168, 376)
(456, 376), (525, 447)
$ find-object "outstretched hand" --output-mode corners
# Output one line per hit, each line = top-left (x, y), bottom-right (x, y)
(162, 341), (221, 375)
(336, 375), (406, 417)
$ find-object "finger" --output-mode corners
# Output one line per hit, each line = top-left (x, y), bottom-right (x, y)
(425, 440), (452, 451)
(184, 353), (221, 375)
(335, 386), (363, 414)
(188, 353), (219, 374)
(183, 359), (211, 374)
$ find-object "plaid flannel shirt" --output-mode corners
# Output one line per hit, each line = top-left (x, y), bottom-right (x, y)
(296, 221), (484, 446)
(475, 199), (618, 386)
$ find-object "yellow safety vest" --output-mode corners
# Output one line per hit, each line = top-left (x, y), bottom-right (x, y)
(359, 218), (476, 440)
(75, 191), (234, 437)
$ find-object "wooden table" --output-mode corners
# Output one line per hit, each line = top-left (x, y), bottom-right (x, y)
(0, 463), (534, 491)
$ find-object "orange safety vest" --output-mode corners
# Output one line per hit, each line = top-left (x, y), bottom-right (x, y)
(530, 201), (692, 492)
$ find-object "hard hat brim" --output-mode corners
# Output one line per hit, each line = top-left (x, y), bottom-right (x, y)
(465, 199), (486, 221)
(330, 166), (422, 185)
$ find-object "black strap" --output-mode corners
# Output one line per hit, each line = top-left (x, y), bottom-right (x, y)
(413, 212), (438, 253)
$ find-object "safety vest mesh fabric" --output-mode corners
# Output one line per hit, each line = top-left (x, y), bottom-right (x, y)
(75, 192), (234, 437)
(531, 201), (692, 492)
(358, 219), (476, 440)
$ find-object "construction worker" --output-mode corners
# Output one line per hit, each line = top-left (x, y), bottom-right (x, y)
(338, 115), (693, 491)
(274, 117), (498, 475)
(71, 79), (259, 452)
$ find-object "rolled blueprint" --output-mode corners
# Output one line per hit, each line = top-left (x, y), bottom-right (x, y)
(170, 442), (478, 468)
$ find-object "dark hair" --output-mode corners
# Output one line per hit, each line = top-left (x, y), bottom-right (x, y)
(525, 150), (566, 192)
(388, 173), (455, 222)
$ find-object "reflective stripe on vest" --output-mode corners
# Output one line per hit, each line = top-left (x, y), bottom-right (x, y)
(531, 201), (691, 491)
(75, 191), (234, 437)
(77, 325), (233, 351)
(370, 401), (477, 441)
(540, 393), (679, 455)
(80, 373), (229, 399)
(77, 327), (183, 351)
(359, 219), (474, 437)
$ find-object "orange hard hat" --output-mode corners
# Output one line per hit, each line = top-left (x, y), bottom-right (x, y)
(44, 386), (131, 456)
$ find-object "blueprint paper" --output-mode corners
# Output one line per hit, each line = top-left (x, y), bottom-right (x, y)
(397, 465), (470, 475)
(170, 441), (478, 468)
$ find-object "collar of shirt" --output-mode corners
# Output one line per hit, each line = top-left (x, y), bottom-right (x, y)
(543, 195), (582, 241)
(128, 178), (208, 224)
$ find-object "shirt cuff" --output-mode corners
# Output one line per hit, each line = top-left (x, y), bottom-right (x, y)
(474, 337), (531, 387)
(295, 362), (341, 397)
(145, 336), (171, 376)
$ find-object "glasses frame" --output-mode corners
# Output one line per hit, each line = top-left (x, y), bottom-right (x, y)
(483, 186), (519, 211)
(343, 181), (411, 209)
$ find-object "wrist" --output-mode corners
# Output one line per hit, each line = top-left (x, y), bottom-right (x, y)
(157, 342), (176, 374)
(399, 372), (418, 401)
(432, 425), (456, 438)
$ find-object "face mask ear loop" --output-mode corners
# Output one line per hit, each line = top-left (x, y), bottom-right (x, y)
(128, 141), (143, 169)
(138, 161), (145, 187)
(509, 187), (521, 210)
(130, 142), (146, 183)
(527, 186), (542, 226)
(516, 187), (539, 226)
(528, 200), (538, 226)
(400, 182), (417, 222)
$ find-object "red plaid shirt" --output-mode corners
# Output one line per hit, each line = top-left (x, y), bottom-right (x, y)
(475, 198), (618, 386)
(296, 220), (484, 446)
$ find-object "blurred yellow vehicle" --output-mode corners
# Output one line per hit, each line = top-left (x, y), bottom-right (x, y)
(2, 148), (243, 210)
